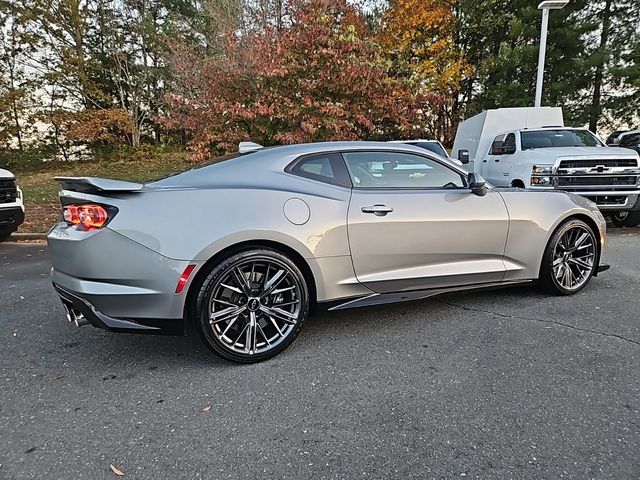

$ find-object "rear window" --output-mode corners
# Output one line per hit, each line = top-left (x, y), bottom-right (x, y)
(150, 152), (250, 182)
(411, 142), (447, 157)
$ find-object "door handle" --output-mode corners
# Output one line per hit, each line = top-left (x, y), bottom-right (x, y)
(361, 205), (393, 216)
(494, 159), (500, 162)
(482, 159), (487, 163)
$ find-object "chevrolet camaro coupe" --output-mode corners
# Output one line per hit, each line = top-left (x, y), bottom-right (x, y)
(48, 141), (608, 363)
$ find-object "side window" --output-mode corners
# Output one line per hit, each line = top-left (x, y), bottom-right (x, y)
(502, 133), (516, 154)
(287, 153), (351, 187)
(297, 155), (333, 177)
(343, 151), (466, 189)
(620, 133), (640, 148)
(490, 134), (505, 155)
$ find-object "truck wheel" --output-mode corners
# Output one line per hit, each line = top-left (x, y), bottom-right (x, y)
(0, 229), (12, 242)
(539, 219), (598, 295)
(611, 211), (640, 227)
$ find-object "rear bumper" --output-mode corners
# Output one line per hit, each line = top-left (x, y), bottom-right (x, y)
(47, 224), (203, 335)
(54, 284), (185, 335)
(0, 206), (25, 230)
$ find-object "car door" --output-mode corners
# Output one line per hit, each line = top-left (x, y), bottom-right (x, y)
(344, 150), (510, 293)
(486, 133), (515, 185)
(482, 134), (504, 184)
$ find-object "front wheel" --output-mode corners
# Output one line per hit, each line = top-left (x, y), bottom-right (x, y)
(194, 248), (309, 363)
(539, 219), (598, 295)
(611, 211), (640, 228)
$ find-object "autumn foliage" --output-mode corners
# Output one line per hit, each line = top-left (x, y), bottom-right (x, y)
(164, 0), (425, 159)
(378, 0), (472, 143)
(65, 109), (134, 144)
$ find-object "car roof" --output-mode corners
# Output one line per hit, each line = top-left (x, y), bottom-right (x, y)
(520, 127), (586, 132)
(388, 139), (441, 143)
(151, 141), (466, 189)
(620, 130), (640, 138)
(249, 141), (444, 158)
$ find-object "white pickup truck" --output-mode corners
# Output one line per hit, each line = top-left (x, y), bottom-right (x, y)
(0, 167), (25, 242)
(452, 107), (640, 227)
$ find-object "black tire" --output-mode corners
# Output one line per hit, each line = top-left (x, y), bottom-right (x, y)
(539, 219), (598, 295)
(194, 248), (309, 363)
(611, 211), (640, 228)
(0, 229), (12, 243)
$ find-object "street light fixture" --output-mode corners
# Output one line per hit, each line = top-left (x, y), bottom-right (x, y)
(534, 0), (569, 107)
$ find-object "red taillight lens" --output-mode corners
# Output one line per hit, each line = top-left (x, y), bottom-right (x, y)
(63, 204), (110, 229)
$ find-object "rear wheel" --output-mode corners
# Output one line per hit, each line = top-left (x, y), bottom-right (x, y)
(195, 248), (309, 363)
(539, 219), (598, 295)
(611, 211), (640, 228)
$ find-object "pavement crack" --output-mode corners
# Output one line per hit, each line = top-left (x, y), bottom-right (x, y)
(435, 299), (640, 348)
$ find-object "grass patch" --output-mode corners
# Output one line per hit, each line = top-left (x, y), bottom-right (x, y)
(11, 146), (193, 233)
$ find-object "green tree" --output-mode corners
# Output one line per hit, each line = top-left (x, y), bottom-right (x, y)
(0, 1), (36, 150)
(458, 0), (592, 124)
(579, 0), (639, 133)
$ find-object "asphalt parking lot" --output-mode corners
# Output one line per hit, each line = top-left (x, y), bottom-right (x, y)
(1, 230), (639, 480)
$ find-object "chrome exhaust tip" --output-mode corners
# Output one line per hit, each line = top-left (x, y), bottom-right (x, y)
(73, 313), (89, 327)
(63, 304), (89, 327)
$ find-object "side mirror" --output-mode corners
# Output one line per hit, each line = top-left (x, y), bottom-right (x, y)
(457, 149), (470, 164)
(468, 173), (487, 197)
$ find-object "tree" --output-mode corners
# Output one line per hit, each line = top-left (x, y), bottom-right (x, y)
(0, 1), (35, 150)
(164, 0), (422, 158)
(578, 0), (639, 133)
(378, 0), (472, 143)
(457, 0), (592, 123)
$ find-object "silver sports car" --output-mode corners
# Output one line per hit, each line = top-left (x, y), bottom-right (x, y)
(48, 141), (608, 363)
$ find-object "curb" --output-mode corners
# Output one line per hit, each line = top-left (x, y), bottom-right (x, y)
(9, 232), (48, 241)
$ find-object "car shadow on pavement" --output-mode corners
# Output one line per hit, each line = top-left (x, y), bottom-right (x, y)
(35, 283), (557, 369)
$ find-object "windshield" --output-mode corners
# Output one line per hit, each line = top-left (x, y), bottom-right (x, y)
(411, 142), (448, 157)
(521, 130), (603, 149)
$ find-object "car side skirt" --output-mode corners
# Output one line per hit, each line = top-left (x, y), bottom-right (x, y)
(319, 279), (536, 311)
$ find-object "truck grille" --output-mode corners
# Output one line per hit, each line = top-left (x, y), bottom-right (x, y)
(0, 178), (18, 204)
(558, 176), (638, 187)
(559, 158), (637, 168)
(584, 195), (628, 206)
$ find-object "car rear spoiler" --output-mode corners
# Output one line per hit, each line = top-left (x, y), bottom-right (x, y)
(54, 176), (144, 193)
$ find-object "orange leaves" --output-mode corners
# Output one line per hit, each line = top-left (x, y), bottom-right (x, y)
(57, 108), (134, 144)
(378, 0), (471, 95)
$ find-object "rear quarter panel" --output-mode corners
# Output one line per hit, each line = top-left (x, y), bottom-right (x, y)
(99, 173), (370, 301)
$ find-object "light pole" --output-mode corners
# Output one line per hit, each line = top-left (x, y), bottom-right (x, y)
(535, 0), (569, 107)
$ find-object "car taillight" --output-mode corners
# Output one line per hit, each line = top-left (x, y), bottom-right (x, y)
(63, 204), (111, 230)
